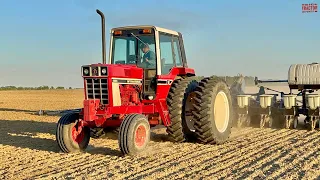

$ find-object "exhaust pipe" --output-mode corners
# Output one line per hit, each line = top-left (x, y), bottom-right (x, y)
(96, 9), (106, 64)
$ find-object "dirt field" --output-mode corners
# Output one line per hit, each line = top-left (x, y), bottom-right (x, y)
(1, 88), (320, 179)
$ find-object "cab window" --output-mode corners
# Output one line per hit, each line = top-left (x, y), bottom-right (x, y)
(111, 32), (156, 69)
(159, 33), (183, 74)
(112, 37), (137, 65)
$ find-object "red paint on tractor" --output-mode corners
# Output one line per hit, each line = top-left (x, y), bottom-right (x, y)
(80, 64), (195, 129)
(154, 100), (170, 126)
(83, 99), (99, 121)
(88, 64), (144, 79)
(119, 84), (142, 106)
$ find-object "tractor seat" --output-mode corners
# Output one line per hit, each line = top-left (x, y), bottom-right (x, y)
(146, 69), (156, 78)
(144, 69), (157, 94)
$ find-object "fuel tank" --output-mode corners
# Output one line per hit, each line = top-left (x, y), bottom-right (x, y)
(288, 63), (320, 85)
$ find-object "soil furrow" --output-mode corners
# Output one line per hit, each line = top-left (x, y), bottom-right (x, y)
(204, 130), (308, 179)
(123, 128), (277, 178)
(8, 153), (69, 174)
(16, 153), (93, 177)
(124, 127), (264, 171)
(32, 155), (116, 179)
(162, 129), (301, 179)
(270, 137), (320, 179)
(42, 128), (268, 179)
(299, 151), (320, 179)
(258, 132), (320, 178)
(125, 129), (293, 179)
(229, 130), (319, 179)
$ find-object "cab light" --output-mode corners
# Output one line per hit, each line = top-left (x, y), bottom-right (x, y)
(114, 30), (122, 35)
(142, 29), (152, 34)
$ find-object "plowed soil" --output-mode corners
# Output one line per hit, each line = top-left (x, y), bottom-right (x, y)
(1, 89), (320, 179)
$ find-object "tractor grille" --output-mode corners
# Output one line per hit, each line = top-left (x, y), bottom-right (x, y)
(85, 78), (109, 104)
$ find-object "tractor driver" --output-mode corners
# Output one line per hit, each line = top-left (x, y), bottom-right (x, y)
(139, 43), (156, 69)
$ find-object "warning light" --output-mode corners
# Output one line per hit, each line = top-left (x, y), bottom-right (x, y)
(114, 30), (122, 35)
(142, 29), (152, 34)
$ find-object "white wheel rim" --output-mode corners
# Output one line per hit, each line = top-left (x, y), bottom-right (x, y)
(214, 91), (230, 133)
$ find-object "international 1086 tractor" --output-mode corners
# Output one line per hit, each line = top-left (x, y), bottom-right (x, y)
(56, 9), (234, 155)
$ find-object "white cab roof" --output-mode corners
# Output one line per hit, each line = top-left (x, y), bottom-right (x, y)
(111, 25), (179, 36)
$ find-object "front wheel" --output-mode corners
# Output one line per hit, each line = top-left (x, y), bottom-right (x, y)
(56, 113), (90, 153)
(118, 114), (150, 155)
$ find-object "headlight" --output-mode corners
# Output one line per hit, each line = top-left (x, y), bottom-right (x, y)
(83, 68), (89, 75)
(101, 67), (107, 75)
(101, 68), (107, 74)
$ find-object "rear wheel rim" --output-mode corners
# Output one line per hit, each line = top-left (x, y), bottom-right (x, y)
(71, 124), (85, 144)
(135, 125), (147, 147)
(213, 91), (230, 133)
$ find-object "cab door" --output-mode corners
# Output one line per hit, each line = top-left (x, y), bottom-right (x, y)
(136, 39), (157, 99)
(158, 33), (183, 75)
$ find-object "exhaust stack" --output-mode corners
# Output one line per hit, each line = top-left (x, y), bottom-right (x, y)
(96, 9), (106, 64)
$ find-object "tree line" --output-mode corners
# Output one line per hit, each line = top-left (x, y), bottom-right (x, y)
(0, 86), (75, 90)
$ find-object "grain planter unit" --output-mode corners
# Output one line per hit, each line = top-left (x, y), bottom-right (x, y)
(236, 63), (320, 130)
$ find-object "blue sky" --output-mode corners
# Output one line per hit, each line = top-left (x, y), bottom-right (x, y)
(0, 0), (319, 87)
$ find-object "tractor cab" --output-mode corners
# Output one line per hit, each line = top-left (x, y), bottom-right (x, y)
(109, 25), (188, 99)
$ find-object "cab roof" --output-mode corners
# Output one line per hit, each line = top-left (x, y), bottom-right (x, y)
(110, 25), (179, 36)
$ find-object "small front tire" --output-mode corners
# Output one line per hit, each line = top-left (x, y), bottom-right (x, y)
(56, 113), (90, 153)
(118, 114), (150, 155)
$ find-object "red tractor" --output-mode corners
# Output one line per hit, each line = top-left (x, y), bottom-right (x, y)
(56, 9), (234, 155)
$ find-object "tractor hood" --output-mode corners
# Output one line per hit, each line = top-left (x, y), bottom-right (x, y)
(81, 63), (143, 79)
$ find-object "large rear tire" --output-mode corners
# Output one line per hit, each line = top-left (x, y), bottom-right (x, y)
(56, 113), (90, 153)
(118, 114), (150, 155)
(166, 76), (202, 142)
(193, 76), (234, 144)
